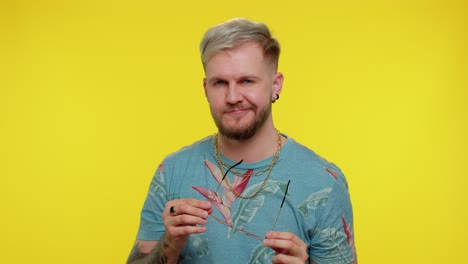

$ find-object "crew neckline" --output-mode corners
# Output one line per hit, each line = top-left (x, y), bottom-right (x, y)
(209, 133), (291, 170)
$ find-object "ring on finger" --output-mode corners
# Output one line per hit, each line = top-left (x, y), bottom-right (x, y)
(170, 206), (177, 216)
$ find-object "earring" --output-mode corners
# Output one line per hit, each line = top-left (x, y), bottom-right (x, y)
(272, 94), (279, 103)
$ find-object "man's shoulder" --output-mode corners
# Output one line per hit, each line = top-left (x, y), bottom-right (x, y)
(285, 137), (334, 167)
(285, 137), (346, 184)
(163, 135), (213, 164)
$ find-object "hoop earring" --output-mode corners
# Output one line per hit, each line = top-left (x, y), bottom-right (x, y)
(272, 94), (279, 103)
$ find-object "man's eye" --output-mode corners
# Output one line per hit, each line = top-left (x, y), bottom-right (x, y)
(214, 80), (226, 86)
(243, 79), (253, 84)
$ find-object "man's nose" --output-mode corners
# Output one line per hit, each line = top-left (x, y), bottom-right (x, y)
(226, 85), (242, 104)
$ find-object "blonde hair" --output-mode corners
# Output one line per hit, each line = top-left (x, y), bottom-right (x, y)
(200, 18), (280, 71)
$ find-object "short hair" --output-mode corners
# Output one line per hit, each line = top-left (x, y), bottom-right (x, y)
(200, 18), (281, 71)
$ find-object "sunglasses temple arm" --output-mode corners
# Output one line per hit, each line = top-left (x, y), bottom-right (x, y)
(214, 159), (243, 194)
(271, 179), (290, 231)
(270, 207), (282, 231)
(209, 214), (263, 241)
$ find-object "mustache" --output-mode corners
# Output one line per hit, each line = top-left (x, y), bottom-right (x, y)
(223, 105), (254, 112)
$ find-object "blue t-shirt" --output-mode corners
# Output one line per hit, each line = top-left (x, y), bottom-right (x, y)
(137, 134), (357, 263)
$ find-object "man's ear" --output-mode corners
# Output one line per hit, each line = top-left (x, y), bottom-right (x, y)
(272, 72), (284, 98)
(203, 78), (207, 97)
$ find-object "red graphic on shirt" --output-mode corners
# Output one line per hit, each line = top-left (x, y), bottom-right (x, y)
(192, 160), (252, 226)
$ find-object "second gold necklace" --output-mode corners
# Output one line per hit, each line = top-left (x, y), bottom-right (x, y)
(214, 129), (281, 199)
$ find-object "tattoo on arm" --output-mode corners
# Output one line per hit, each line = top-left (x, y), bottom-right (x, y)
(127, 243), (147, 263)
(126, 234), (179, 264)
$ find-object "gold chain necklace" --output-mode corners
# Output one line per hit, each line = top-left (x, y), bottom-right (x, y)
(214, 129), (281, 199)
(218, 160), (271, 177)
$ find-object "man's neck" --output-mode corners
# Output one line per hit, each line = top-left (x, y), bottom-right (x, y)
(217, 124), (284, 163)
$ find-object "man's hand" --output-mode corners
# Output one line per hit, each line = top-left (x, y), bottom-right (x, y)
(263, 231), (309, 264)
(126, 199), (212, 264)
(163, 198), (213, 252)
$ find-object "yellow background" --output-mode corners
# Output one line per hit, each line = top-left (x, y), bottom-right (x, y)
(1, 0), (466, 263)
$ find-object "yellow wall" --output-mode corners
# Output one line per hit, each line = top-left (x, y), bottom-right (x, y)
(1, 0), (466, 263)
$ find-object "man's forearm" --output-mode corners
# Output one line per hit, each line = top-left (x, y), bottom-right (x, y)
(126, 234), (181, 264)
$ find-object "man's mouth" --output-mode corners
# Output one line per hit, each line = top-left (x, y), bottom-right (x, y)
(225, 108), (251, 116)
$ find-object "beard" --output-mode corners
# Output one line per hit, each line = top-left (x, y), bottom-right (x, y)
(212, 103), (271, 141)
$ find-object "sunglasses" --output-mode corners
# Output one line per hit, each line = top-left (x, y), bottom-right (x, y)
(209, 160), (290, 241)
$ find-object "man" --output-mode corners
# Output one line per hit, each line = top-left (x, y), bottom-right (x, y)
(127, 18), (357, 264)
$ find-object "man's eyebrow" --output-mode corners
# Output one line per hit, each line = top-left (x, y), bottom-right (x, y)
(206, 76), (226, 82)
(206, 75), (260, 83)
(239, 75), (259, 80)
